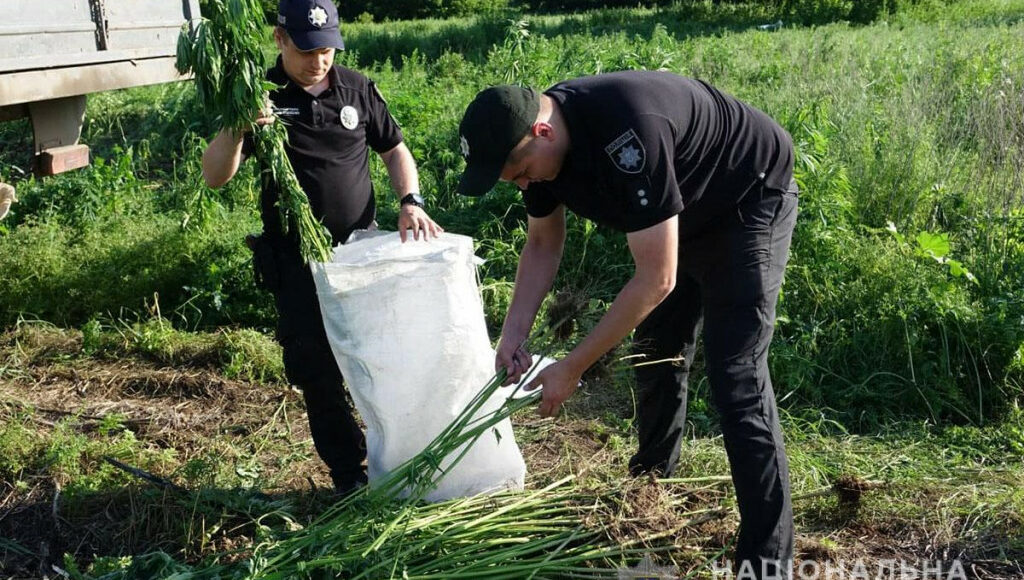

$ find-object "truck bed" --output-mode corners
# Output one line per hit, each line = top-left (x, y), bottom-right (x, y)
(0, 0), (201, 106)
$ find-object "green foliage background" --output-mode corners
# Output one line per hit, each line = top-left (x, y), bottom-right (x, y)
(239, 0), (938, 24)
(1, 0), (1022, 430)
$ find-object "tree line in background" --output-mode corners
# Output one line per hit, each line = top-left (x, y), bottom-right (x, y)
(227, 0), (932, 25)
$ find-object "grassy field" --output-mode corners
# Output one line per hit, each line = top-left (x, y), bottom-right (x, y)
(1, 0), (1023, 577)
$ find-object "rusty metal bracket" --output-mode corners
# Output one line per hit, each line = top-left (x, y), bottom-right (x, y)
(28, 96), (86, 155)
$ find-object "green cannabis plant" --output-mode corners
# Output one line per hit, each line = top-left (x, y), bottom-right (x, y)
(176, 0), (332, 263)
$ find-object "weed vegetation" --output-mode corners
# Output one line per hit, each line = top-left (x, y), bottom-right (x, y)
(2, 0), (1020, 427)
(0, 0), (1022, 576)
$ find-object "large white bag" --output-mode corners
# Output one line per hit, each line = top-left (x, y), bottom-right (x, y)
(310, 231), (526, 502)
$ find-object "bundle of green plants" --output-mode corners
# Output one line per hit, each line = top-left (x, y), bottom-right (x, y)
(234, 476), (697, 578)
(175, 0), (331, 263)
(81, 331), (719, 579)
(82, 474), (708, 579)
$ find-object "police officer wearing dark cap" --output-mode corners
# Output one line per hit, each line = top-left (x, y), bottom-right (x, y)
(457, 70), (797, 579)
(203, 0), (442, 494)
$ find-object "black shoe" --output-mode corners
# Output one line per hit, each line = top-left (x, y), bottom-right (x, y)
(334, 479), (366, 498)
(628, 463), (669, 478)
(332, 471), (368, 497)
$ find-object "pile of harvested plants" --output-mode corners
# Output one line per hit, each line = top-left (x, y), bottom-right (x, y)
(81, 331), (725, 578)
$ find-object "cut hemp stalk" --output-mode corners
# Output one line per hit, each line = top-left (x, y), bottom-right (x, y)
(207, 327), (709, 578)
(175, 0), (332, 263)
(84, 325), (721, 579)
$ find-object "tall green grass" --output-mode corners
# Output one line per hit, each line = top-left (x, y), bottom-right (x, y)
(0, 0), (1021, 427)
(365, 4), (1024, 426)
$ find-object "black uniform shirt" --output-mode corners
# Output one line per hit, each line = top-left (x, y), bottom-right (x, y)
(244, 57), (404, 244)
(523, 71), (794, 236)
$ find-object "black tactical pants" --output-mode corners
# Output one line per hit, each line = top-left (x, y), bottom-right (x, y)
(251, 237), (367, 489)
(630, 183), (797, 579)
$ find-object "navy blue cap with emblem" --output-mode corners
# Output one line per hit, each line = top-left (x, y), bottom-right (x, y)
(277, 0), (345, 51)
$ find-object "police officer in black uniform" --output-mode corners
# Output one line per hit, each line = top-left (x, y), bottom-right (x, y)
(456, 71), (796, 579)
(202, 0), (442, 494)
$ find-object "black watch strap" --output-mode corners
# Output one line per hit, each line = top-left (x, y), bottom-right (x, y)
(401, 193), (425, 208)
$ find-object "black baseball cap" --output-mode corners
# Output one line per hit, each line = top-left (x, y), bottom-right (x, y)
(457, 85), (540, 197)
(277, 0), (345, 51)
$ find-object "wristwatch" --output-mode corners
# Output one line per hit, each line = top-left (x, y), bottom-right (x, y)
(400, 192), (425, 208)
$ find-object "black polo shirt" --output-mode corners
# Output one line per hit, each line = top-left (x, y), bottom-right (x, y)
(523, 71), (794, 236)
(243, 57), (404, 244)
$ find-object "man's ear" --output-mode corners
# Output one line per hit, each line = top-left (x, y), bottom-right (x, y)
(531, 121), (555, 140)
(273, 27), (286, 50)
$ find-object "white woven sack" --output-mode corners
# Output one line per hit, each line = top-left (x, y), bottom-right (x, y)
(311, 231), (525, 501)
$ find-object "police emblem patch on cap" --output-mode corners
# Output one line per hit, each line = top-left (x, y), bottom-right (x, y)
(340, 105), (359, 130)
(308, 6), (328, 27)
(604, 129), (646, 174)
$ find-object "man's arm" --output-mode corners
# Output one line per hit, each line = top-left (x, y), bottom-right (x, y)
(202, 108), (274, 188)
(378, 141), (418, 196)
(201, 129), (246, 189)
(497, 208), (567, 384)
(379, 142), (443, 241)
(528, 215), (679, 417)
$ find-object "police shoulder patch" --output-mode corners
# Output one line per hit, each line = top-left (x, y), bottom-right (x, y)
(604, 129), (646, 174)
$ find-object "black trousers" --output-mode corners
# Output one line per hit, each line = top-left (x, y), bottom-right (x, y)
(256, 239), (367, 488)
(630, 183), (797, 578)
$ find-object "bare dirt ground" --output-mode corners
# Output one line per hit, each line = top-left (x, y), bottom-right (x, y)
(1, 326), (1021, 579)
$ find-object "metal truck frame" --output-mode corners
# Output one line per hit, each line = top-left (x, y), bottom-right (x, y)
(0, 0), (201, 179)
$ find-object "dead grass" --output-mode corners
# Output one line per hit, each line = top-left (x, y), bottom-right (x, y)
(0, 325), (327, 577)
